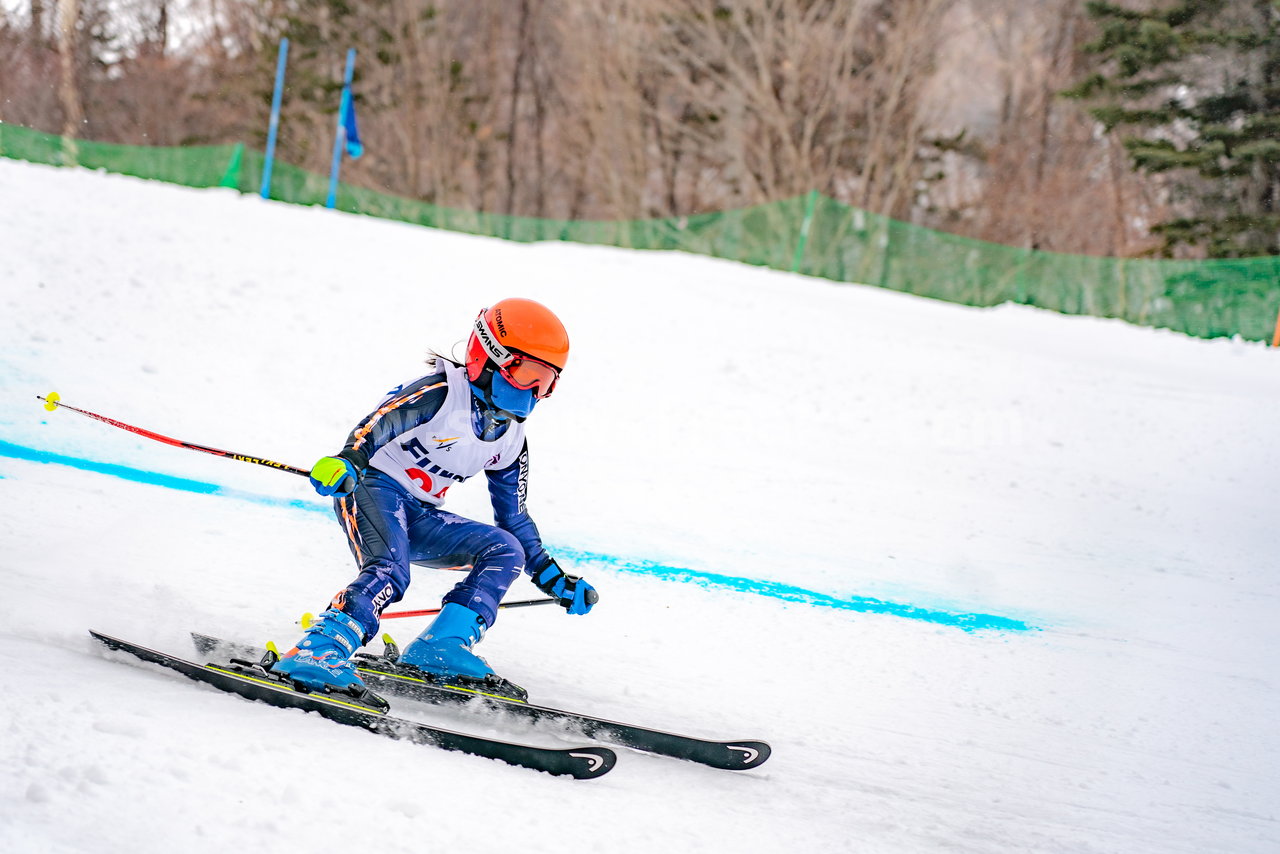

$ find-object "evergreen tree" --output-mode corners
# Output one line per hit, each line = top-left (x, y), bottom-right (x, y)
(1066, 0), (1280, 257)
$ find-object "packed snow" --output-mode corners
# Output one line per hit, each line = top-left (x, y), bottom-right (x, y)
(1, 157), (1277, 853)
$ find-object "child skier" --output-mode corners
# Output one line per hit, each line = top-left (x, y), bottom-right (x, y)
(273, 298), (596, 699)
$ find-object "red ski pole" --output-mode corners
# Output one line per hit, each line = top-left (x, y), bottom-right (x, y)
(381, 597), (558, 620)
(38, 392), (310, 477)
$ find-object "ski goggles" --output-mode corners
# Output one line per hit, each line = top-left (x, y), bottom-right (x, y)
(497, 352), (560, 398)
(470, 315), (562, 398)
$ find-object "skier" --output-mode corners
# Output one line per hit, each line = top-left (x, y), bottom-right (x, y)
(272, 298), (596, 699)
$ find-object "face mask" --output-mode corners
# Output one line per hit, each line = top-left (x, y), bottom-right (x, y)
(470, 370), (538, 423)
(487, 369), (538, 419)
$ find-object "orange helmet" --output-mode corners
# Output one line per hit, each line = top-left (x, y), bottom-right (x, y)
(465, 298), (569, 399)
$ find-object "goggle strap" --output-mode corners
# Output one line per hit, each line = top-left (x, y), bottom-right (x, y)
(473, 313), (513, 365)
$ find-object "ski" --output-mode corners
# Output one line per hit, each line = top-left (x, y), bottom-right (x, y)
(193, 632), (771, 771)
(91, 631), (614, 779)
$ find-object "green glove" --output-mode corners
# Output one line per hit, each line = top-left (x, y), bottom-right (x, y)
(309, 455), (359, 497)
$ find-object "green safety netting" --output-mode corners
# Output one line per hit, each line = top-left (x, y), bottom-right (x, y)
(4, 121), (1277, 341)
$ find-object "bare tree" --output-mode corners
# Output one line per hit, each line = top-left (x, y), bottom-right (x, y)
(584, 0), (955, 220)
(30, 0), (46, 42)
(56, 0), (85, 144)
(548, 1), (654, 219)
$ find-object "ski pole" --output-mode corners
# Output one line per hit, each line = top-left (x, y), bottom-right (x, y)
(299, 597), (558, 628)
(380, 597), (558, 620)
(37, 392), (310, 477)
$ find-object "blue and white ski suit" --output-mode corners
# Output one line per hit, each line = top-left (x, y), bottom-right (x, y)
(325, 360), (553, 642)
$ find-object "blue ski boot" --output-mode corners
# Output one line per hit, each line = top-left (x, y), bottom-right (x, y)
(273, 608), (367, 693)
(400, 603), (527, 701)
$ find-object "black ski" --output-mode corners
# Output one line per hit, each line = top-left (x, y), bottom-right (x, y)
(91, 631), (614, 779)
(193, 632), (770, 771)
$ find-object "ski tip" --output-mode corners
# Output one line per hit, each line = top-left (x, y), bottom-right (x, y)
(567, 746), (617, 779)
(88, 629), (128, 654)
(40, 392), (60, 412)
(722, 740), (771, 770)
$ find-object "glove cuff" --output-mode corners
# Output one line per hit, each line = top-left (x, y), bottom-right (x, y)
(532, 558), (561, 592)
(336, 447), (368, 472)
(530, 553), (556, 577)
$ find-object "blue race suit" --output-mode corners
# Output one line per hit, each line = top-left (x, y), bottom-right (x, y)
(324, 362), (553, 643)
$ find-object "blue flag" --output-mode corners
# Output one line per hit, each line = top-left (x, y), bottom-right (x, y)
(341, 92), (363, 159)
(327, 49), (360, 209)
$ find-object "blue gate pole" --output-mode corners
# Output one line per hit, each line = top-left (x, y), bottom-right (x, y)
(260, 37), (289, 200)
(326, 48), (357, 210)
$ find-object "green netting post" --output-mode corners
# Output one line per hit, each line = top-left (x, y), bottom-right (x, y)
(790, 190), (819, 273)
(60, 135), (79, 168)
(219, 143), (244, 189)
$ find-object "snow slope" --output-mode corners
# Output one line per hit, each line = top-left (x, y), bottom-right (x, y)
(1, 157), (1277, 853)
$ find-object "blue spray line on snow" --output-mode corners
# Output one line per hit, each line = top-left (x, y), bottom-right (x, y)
(0, 438), (1036, 632)
(553, 546), (1034, 633)
(0, 439), (322, 514)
